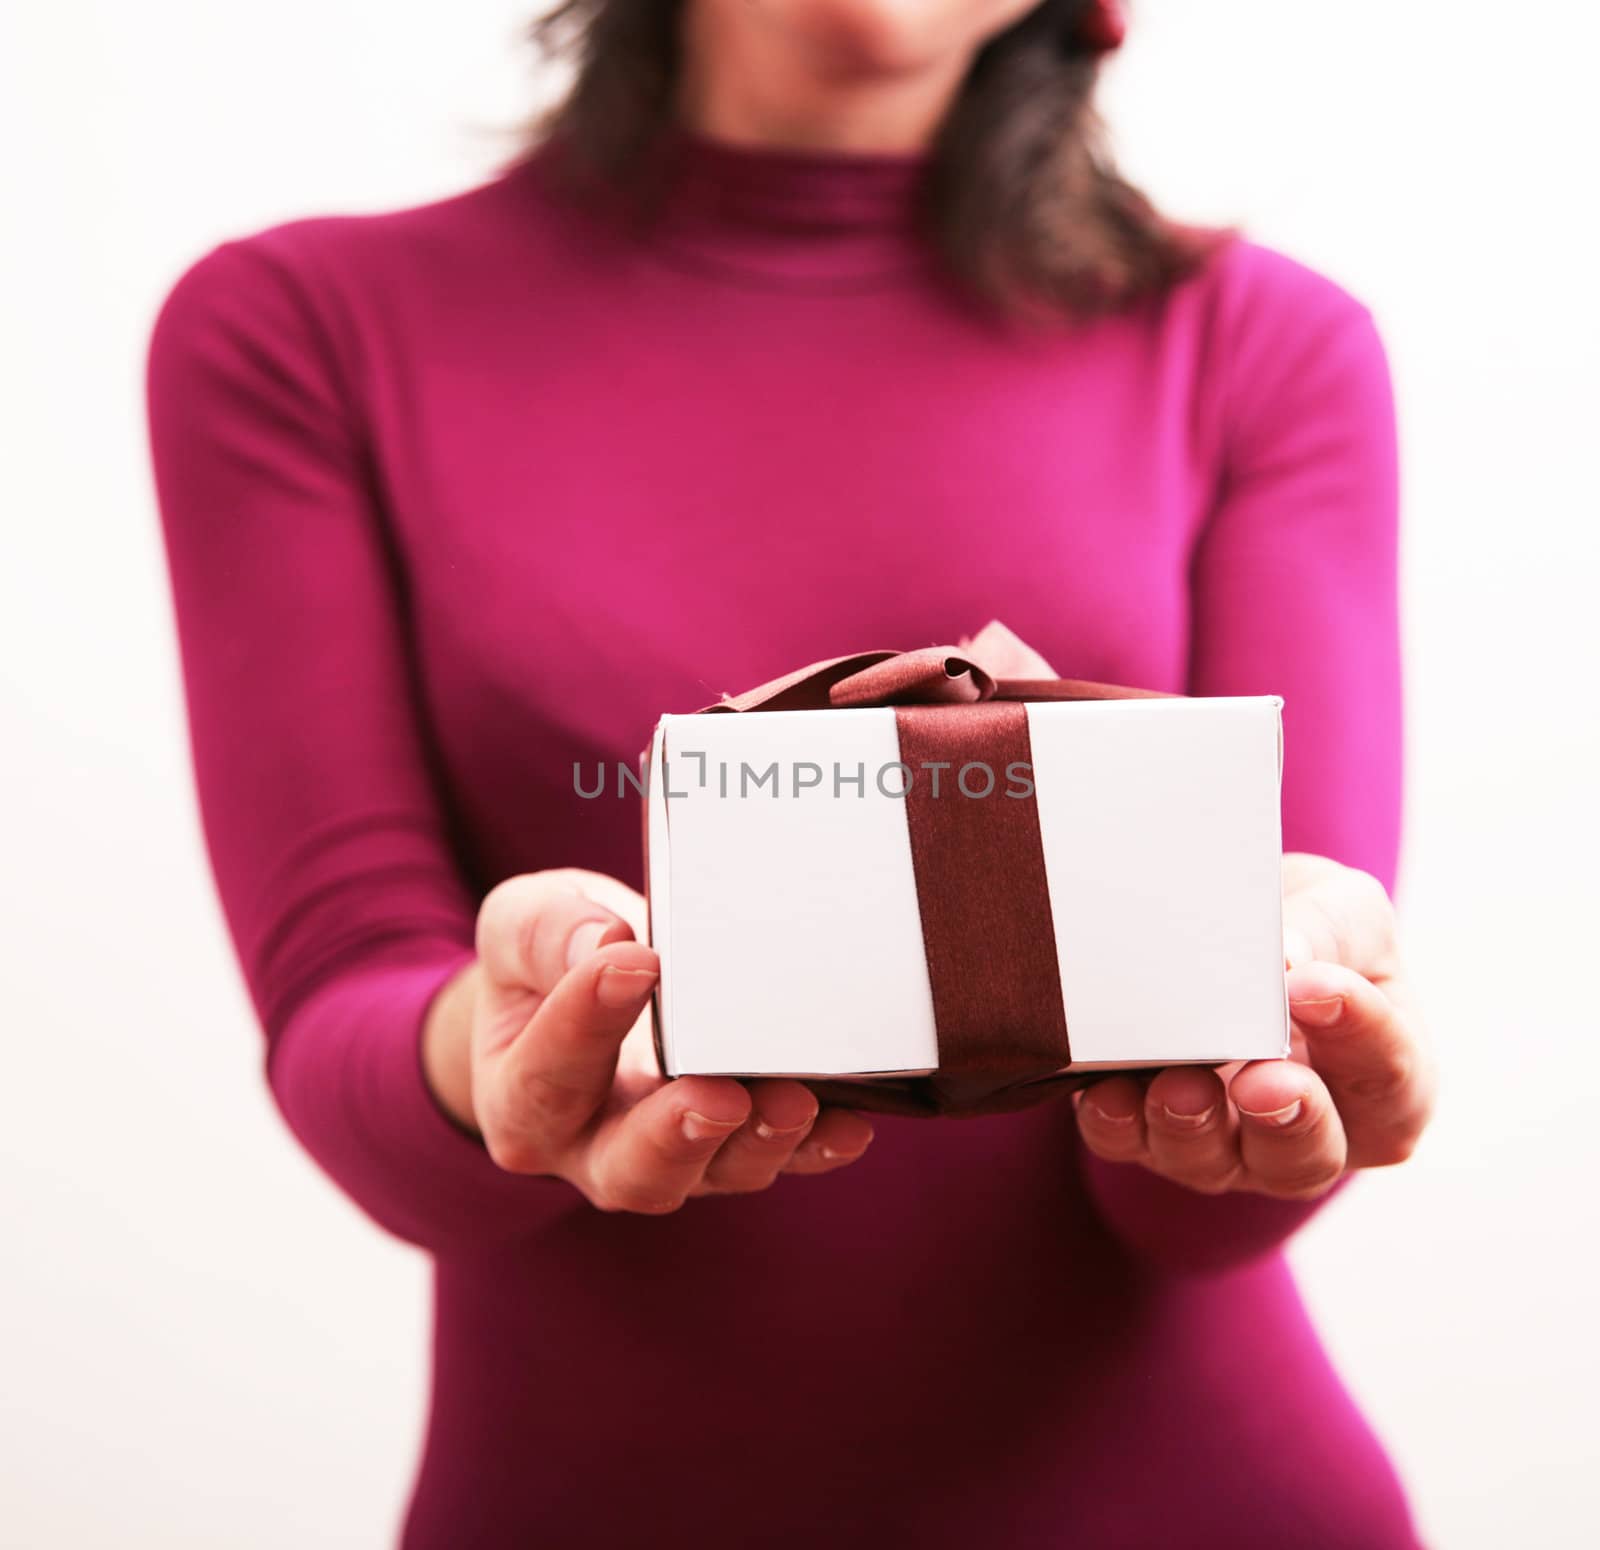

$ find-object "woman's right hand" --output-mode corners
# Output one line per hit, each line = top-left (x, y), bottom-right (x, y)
(423, 869), (875, 1214)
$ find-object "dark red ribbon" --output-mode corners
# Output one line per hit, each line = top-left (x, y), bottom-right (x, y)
(697, 648), (1169, 1116)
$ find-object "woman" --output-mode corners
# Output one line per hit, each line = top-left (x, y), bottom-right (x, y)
(148, 1), (1436, 1544)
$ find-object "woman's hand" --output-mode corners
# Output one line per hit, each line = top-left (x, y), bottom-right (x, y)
(423, 869), (874, 1214)
(960, 619), (1436, 1202)
(1074, 852), (1435, 1199)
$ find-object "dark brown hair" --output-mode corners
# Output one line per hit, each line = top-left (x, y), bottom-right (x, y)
(530, 0), (1217, 318)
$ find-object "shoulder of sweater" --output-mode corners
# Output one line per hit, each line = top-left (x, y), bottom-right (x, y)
(147, 157), (575, 411)
(152, 156), (562, 335)
(1200, 237), (1373, 324)
(1184, 236), (1384, 374)
(1155, 237), (1390, 451)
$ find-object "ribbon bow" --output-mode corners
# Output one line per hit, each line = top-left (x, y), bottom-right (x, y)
(703, 645), (1160, 716)
(692, 647), (1168, 1117)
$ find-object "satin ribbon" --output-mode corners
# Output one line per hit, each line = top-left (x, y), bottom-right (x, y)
(695, 648), (1169, 1117)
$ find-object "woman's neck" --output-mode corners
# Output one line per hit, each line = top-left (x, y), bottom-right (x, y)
(676, 4), (973, 154)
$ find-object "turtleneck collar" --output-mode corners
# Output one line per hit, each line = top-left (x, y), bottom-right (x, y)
(542, 127), (938, 289)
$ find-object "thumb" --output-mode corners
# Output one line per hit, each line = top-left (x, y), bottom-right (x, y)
(477, 871), (636, 997)
(1280, 864), (1398, 980)
(1284, 924), (1317, 971)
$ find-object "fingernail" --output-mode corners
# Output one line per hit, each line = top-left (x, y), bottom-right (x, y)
(565, 919), (610, 969)
(753, 1118), (812, 1142)
(595, 963), (656, 1008)
(1087, 1103), (1136, 1128)
(681, 1110), (743, 1143)
(816, 1134), (873, 1163)
(1239, 1098), (1304, 1127)
(1161, 1103), (1216, 1129)
(1290, 996), (1344, 1027)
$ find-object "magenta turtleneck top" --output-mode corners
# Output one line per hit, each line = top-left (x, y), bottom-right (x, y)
(147, 135), (1414, 1548)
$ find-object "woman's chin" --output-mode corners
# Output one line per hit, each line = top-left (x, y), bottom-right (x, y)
(754, 0), (1035, 81)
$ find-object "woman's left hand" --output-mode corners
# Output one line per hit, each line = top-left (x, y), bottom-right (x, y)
(1074, 852), (1436, 1200)
(960, 619), (1436, 1202)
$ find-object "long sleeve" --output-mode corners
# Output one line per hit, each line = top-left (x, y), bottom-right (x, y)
(1077, 247), (1403, 1274)
(148, 238), (568, 1254)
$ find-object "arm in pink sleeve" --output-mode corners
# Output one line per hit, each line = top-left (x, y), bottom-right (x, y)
(1078, 247), (1403, 1273)
(148, 238), (568, 1254)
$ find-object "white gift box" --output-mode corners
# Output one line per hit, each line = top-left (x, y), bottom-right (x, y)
(644, 696), (1288, 1085)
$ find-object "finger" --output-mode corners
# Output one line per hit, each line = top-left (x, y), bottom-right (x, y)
(1227, 1060), (1347, 1198)
(480, 941), (659, 1169)
(701, 1080), (819, 1193)
(1073, 1076), (1149, 1164)
(1143, 1067), (1242, 1194)
(1286, 961), (1434, 1168)
(584, 1076), (753, 1213)
(477, 872), (634, 995)
(1281, 863), (1398, 980)
(782, 1108), (876, 1175)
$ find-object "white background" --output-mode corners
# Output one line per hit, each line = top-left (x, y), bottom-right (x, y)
(2, 2), (1595, 1544)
